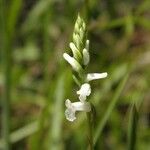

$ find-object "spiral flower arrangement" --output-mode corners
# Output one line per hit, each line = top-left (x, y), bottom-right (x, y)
(63, 15), (108, 122)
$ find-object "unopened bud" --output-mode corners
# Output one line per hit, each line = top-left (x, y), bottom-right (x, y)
(83, 48), (90, 65)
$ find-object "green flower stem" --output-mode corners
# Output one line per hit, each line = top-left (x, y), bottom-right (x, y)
(86, 112), (93, 150)
(64, 14), (94, 149)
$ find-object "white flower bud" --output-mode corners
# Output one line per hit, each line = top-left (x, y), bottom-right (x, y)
(86, 73), (108, 82)
(77, 83), (91, 102)
(69, 42), (82, 61)
(83, 48), (90, 65)
(63, 53), (83, 72)
(73, 33), (81, 49)
(80, 28), (84, 41)
(77, 15), (82, 27)
(82, 21), (86, 31)
(86, 40), (89, 51)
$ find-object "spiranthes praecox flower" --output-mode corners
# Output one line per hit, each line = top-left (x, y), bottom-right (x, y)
(77, 83), (91, 102)
(86, 73), (108, 82)
(65, 99), (91, 122)
(63, 53), (83, 73)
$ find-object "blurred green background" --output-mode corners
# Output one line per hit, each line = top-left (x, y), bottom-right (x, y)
(0, 0), (150, 150)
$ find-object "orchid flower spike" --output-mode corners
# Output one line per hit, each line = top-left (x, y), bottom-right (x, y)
(65, 99), (91, 122)
(63, 15), (108, 122)
(77, 83), (91, 102)
(86, 72), (108, 82)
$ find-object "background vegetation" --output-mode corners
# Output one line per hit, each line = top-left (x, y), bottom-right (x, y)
(0, 0), (150, 149)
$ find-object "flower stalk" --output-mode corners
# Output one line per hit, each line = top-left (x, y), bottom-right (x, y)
(63, 14), (107, 149)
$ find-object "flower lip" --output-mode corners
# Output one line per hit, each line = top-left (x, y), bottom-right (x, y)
(77, 83), (91, 102)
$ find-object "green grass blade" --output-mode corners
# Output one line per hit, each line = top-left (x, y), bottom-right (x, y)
(127, 104), (139, 150)
(0, 121), (38, 149)
(49, 72), (65, 150)
(22, 0), (52, 32)
(7, 0), (22, 37)
(94, 73), (129, 146)
(1, 1), (11, 149)
(136, 0), (150, 14)
(1, 0), (22, 149)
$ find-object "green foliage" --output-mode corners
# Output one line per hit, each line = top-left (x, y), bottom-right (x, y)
(127, 104), (139, 150)
(94, 73), (129, 146)
(0, 0), (150, 149)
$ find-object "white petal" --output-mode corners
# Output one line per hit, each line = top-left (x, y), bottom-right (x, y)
(65, 109), (76, 122)
(83, 48), (90, 65)
(65, 100), (91, 112)
(77, 83), (91, 102)
(79, 94), (86, 102)
(72, 101), (91, 112)
(86, 73), (108, 81)
(65, 99), (72, 108)
(65, 99), (76, 122)
(77, 83), (91, 95)
(65, 99), (91, 122)
(63, 53), (82, 72)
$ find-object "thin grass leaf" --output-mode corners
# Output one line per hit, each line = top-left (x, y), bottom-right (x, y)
(0, 121), (38, 149)
(0, 1), (11, 149)
(135, 17), (150, 30)
(94, 73), (129, 146)
(136, 0), (150, 14)
(49, 72), (65, 150)
(30, 74), (56, 150)
(125, 14), (134, 37)
(7, 0), (22, 37)
(127, 104), (139, 150)
(1, 0), (22, 149)
(22, 0), (53, 32)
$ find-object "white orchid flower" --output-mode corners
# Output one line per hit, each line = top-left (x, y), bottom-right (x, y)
(86, 72), (108, 82)
(63, 53), (83, 72)
(65, 99), (91, 122)
(77, 83), (91, 102)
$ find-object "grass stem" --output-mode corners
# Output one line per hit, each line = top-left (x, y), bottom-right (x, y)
(1, 0), (11, 149)
(127, 104), (139, 150)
